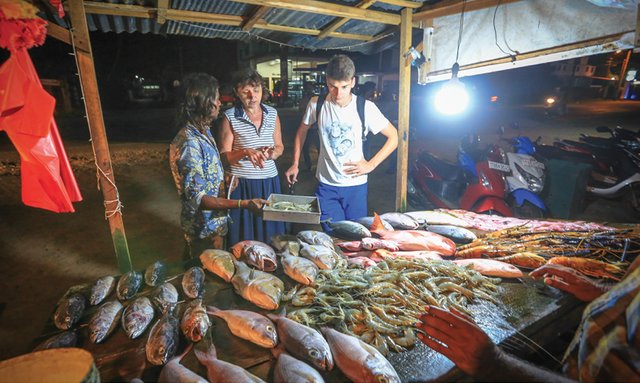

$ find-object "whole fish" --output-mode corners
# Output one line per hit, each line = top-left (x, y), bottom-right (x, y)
(231, 240), (277, 271)
(200, 249), (236, 282)
(297, 230), (334, 250)
(405, 210), (470, 227)
(321, 327), (400, 383)
(389, 250), (443, 262)
(151, 282), (179, 314)
(380, 212), (420, 230)
(158, 345), (207, 383)
(371, 214), (456, 255)
(145, 261), (168, 287)
(146, 311), (180, 366)
(207, 306), (278, 348)
(231, 261), (284, 310)
(194, 343), (265, 383)
(89, 300), (123, 343)
(361, 237), (400, 251)
(274, 353), (325, 383)
(453, 259), (523, 278)
(327, 220), (371, 240)
(89, 275), (117, 305)
(121, 296), (155, 339)
(426, 225), (477, 244)
(299, 242), (340, 270)
(182, 266), (205, 299)
(356, 216), (394, 231)
(336, 241), (363, 252)
(281, 250), (319, 285)
(33, 330), (78, 351)
(347, 257), (377, 268)
(267, 314), (334, 372)
(117, 270), (143, 301)
(54, 293), (86, 330)
(181, 299), (211, 343)
(271, 234), (301, 253)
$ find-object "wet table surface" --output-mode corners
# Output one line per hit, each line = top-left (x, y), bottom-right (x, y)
(34, 269), (585, 383)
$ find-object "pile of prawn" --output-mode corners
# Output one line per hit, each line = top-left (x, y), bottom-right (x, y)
(284, 257), (501, 356)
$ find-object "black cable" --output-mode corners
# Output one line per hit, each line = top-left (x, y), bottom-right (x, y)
(455, 0), (466, 63)
(493, 0), (519, 60)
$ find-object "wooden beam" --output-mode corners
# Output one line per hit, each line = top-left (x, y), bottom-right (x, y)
(156, 0), (169, 24)
(46, 21), (72, 45)
(395, 7), (412, 212)
(166, 9), (243, 25)
(229, 0), (401, 25)
(378, 0), (422, 8)
(68, 0), (132, 273)
(318, 0), (376, 40)
(414, 0), (522, 24)
(242, 6), (271, 31)
(255, 21), (372, 41)
(82, 1), (153, 18)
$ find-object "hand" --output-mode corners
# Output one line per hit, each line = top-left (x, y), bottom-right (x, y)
(243, 198), (269, 214)
(285, 165), (299, 186)
(343, 159), (375, 177)
(243, 148), (267, 169)
(529, 264), (606, 302)
(259, 146), (275, 160)
(417, 306), (502, 377)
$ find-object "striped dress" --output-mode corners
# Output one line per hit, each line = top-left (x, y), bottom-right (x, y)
(223, 104), (285, 245)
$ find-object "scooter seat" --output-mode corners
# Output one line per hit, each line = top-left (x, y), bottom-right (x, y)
(418, 151), (461, 181)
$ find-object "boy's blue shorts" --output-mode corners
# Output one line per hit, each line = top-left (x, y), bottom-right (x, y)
(315, 182), (368, 234)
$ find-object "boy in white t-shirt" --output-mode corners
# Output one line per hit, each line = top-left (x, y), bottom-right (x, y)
(285, 55), (398, 233)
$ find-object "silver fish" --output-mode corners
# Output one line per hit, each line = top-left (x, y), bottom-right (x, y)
(268, 314), (334, 372)
(89, 300), (123, 343)
(380, 212), (420, 230)
(426, 224), (477, 244)
(208, 306), (278, 348)
(299, 243), (340, 270)
(89, 275), (117, 305)
(321, 327), (399, 383)
(245, 244), (278, 272)
(145, 261), (168, 287)
(194, 343), (265, 383)
(405, 210), (470, 227)
(200, 249), (235, 282)
(117, 270), (143, 301)
(53, 293), (86, 330)
(271, 234), (300, 252)
(146, 311), (180, 366)
(122, 296), (155, 339)
(33, 330), (78, 351)
(281, 250), (319, 285)
(182, 266), (205, 299)
(297, 230), (335, 250)
(151, 282), (179, 314)
(181, 299), (211, 343)
(355, 216), (395, 231)
(274, 353), (325, 383)
(231, 261), (284, 310)
(327, 220), (371, 240)
(158, 346), (207, 383)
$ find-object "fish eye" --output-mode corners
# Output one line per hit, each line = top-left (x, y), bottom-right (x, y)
(309, 349), (320, 358)
(266, 325), (274, 332)
(377, 377), (389, 383)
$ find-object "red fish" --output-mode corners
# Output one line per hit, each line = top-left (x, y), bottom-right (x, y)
(371, 213), (456, 255)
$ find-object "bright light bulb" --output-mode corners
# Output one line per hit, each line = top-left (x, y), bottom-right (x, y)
(434, 78), (469, 115)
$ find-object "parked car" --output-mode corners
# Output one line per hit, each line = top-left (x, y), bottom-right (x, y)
(124, 74), (162, 104)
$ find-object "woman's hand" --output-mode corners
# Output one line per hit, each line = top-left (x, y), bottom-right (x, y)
(259, 146), (276, 160)
(242, 198), (269, 214)
(243, 148), (267, 169)
(529, 264), (607, 302)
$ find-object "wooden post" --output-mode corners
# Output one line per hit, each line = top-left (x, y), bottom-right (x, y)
(395, 8), (412, 212)
(67, 0), (132, 272)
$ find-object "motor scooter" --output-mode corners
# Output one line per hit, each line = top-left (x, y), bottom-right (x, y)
(407, 134), (512, 216)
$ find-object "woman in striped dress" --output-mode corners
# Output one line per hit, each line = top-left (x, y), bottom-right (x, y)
(219, 69), (285, 244)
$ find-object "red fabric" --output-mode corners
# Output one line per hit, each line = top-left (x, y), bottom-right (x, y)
(0, 49), (82, 212)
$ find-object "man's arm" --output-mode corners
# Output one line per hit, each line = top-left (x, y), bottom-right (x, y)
(284, 121), (311, 185)
(343, 123), (398, 176)
(200, 195), (266, 214)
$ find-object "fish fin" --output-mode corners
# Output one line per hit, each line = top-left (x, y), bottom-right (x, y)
(370, 212), (385, 233)
(205, 305), (220, 316)
(194, 343), (217, 364)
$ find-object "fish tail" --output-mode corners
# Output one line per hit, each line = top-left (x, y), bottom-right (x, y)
(194, 343), (217, 364)
(205, 305), (220, 315)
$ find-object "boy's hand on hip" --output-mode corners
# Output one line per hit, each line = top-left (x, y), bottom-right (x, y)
(343, 160), (374, 177)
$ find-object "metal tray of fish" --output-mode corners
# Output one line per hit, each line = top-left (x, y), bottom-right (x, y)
(262, 194), (321, 224)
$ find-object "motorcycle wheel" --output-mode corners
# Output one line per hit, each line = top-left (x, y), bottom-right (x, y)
(513, 201), (545, 219)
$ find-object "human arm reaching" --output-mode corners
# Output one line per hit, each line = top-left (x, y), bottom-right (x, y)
(219, 116), (268, 168)
(200, 196), (268, 215)
(529, 264), (609, 302)
(284, 120), (311, 186)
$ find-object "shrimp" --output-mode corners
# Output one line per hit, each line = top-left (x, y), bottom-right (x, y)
(493, 252), (548, 269)
(547, 256), (625, 281)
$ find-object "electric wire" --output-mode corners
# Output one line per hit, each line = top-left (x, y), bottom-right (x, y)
(455, 0), (466, 63)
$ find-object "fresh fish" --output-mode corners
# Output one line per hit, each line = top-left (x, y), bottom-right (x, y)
(299, 242), (341, 270)
(297, 230), (335, 250)
(356, 216), (394, 231)
(274, 353), (325, 383)
(158, 345), (207, 383)
(54, 293), (86, 330)
(182, 266), (205, 299)
(200, 249), (236, 282)
(271, 234), (300, 252)
(116, 270), (143, 301)
(195, 343), (265, 382)
(327, 220), (371, 240)
(268, 314), (334, 372)
(371, 214), (456, 255)
(281, 250), (319, 285)
(33, 330), (78, 351)
(361, 237), (400, 251)
(231, 260), (284, 310)
(336, 241), (363, 252)
(146, 310), (180, 366)
(426, 225), (477, 244)
(121, 296), (155, 339)
(151, 282), (179, 314)
(145, 261), (168, 287)
(321, 327), (400, 383)
(405, 210), (471, 227)
(379, 212), (420, 230)
(231, 240), (278, 272)
(453, 259), (524, 278)
(181, 299), (211, 343)
(389, 250), (443, 261)
(89, 300), (123, 343)
(89, 276), (117, 305)
(347, 257), (377, 268)
(207, 306), (278, 348)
